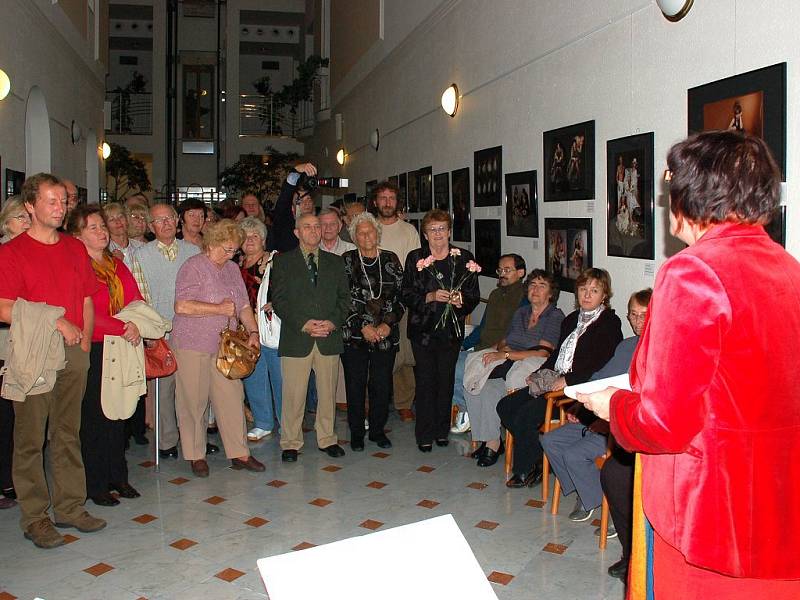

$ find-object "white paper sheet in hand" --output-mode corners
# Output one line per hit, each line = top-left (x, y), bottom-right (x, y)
(564, 373), (631, 399)
(257, 514), (498, 600)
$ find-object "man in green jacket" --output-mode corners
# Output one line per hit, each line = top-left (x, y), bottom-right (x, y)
(271, 211), (351, 462)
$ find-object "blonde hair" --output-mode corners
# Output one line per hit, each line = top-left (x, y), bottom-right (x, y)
(0, 196), (28, 237)
(203, 218), (243, 251)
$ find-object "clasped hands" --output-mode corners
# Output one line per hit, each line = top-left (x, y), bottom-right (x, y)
(426, 289), (463, 307)
(303, 319), (336, 338)
(362, 323), (390, 344)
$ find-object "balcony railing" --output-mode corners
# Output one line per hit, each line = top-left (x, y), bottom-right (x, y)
(239, 94), (314, 138)
(106, 91), (153, 135)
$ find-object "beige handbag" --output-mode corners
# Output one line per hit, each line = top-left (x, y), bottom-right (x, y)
(216, 320), (260, 380)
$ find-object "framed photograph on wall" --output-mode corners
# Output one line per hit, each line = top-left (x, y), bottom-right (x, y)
(543, 120), (595, 202)
(474, 219), (501, 278)
(504, 170), (538, 238)
(434, 172), (449, 210)
(407, 170), (419, 213)
(688, 62), (786, 179)
(398, 172), (408, 211)
(765, 205), (786, 248)
(418, 166), (433, 212)
(365, 179), (378, 199)
(606, 132), (654, 260)
(474, 146), (502, 207)
(545, 218), (592, 293)
(5, 169), (25, 200)
(451, 167), (471, 242)
(388, 174), (399, 188)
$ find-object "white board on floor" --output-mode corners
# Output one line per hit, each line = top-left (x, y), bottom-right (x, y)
(257, 514), (499, 600)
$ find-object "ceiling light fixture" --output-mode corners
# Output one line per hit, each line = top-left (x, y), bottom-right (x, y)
(441, 83), (459, 117)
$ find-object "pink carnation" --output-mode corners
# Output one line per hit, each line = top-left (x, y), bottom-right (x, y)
(466, 260), (482, 273)
(423, 256), (435, 268)
(416, 259), (426, 272)
(449, 248), (461, 257)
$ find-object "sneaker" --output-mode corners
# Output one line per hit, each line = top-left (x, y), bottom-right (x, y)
(54, 511), (107, 533)
(24, 518), (65, 549)
(568, 498), (595, 522)
(247, 427), (272, 441)
(594, 524), (618, 538)
(450, 411), (471, 434)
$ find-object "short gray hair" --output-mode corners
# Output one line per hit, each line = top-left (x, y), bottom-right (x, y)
(239, 216), (267, 247)
(348, 211), (381, 244)
(148, 202), (177, 222)
(0, 196), (27, 236)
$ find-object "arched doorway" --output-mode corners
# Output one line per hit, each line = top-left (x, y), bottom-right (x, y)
(25, 86), (51, 175)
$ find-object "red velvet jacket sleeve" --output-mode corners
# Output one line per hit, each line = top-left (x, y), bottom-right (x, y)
(610, 253), (731, 453)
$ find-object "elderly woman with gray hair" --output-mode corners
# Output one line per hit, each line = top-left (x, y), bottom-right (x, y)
(0, 196), (31, 244)
(239, 216), (282, 442)
(340, 212), (404, 451)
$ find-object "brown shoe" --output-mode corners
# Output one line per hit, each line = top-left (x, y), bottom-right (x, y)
(54, 511), (106, 533)
(191, 459), (210, 478)
(24, 518), (65, 548)
(397, 409), (415, 422)
(231, 456), (266, 472)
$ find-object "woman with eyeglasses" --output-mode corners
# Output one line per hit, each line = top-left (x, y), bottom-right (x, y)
(0, 196), (31, 508)
(402, 209), (480, 452)
(171, 219), (265, 478)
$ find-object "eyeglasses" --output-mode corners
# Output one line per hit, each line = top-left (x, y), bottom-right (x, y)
(628, 311), (648, 322)
(496, 267), (516, 275)
(221, 246), (237, 255)
(151, 217), (176, 225)
(129, 215), (146, 222)
(10, 214), (30, 221)
(426, 226), (449, 234)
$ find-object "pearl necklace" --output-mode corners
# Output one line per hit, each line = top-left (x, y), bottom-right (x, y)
(359, 250), (383, 300)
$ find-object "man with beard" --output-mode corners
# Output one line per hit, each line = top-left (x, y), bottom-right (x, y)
(372, 181), (420, 421)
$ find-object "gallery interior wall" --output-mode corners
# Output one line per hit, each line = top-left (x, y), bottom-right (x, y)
(306, 0), (800, 334)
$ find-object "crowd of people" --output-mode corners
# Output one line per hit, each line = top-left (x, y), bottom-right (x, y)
(0, 130), (797, 598)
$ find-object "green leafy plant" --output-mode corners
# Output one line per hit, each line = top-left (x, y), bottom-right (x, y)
(219, 146), (301, 205)
(105, 142), (151, 202)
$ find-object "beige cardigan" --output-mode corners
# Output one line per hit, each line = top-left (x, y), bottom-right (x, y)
(101, 301), (171, 420)
(0, 299), (66, 402)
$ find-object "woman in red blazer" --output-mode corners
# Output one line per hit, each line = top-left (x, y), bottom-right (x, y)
(580, 131), (800, 598)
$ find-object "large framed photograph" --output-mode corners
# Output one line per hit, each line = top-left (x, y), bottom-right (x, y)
(474, 220), (501, 278)
(545, 218), (592, 293)
(473, 146), (502, 207)
(504, 170), (538, 238)
(606, 132), (654, 259)
(451, 167), (471, 242)
(417, 166), (433, 212)
(407, 170), (419, 213)
(688, 62), (786, 179)
(398, 172), (408, 212)
(434, 172), (449, 210)
(543, 120), (595, 202)
(5, 169), (25, 200)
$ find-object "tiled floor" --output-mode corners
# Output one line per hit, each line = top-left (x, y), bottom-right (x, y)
(0, 409), (626, 599)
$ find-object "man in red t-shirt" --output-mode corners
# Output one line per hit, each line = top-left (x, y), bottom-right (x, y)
(0, 173), (106, 548)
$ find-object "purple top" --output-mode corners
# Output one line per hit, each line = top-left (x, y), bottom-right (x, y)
(171, 253), (250, 354)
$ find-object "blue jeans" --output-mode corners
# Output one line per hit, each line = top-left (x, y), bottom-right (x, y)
(243, 345), (283, 431)
(451, 350), (468, 410)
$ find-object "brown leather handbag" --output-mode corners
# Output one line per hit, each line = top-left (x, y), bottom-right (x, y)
(216, 320), (260, 380)
(144, 338), (178, 379)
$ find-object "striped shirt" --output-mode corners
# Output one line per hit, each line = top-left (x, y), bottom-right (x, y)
(505, 302), (564, 350)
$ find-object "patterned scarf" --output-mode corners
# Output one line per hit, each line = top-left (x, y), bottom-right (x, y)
(91, 251), (124, 315)
(554, 305), (605, 374)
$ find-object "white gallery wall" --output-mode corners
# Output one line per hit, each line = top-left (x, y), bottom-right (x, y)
(307, 0), (800, 334)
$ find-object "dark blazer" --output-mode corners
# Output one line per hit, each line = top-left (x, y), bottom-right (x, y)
(267, 178), (300, 253)
(271, 247), (351, 357)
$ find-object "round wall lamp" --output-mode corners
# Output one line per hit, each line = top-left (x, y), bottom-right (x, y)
(335, 148), (346, 165)
(0, 69), (11, 101)
(656, 0), (694, 22)
(71, 120), (82, 145)
(441, 83), (459, 117)
(101, 142), (111, 160)
(370, 128), (380, 151)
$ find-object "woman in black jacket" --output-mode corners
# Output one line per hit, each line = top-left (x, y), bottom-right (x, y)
(402, 210), (480, 452)
(498, 267), (622, 487)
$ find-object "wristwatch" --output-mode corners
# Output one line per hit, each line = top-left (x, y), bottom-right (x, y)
(504, 351), (510, 360)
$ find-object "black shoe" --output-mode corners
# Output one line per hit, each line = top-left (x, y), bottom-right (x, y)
(90, 492), (120, 507)
(281, 449), (298, 462)
(159, 446), (178, 459)
(418, 444), (433, 453)
(506, 463), (543, 488)
(319, 444), (345, 458)
(477, 441), (504, 468)
(206, 443), (219, 455)
(608, 558), (629, 581)
(371, 436), (392, 449)
(470, 442), (487, 459)
(2, 487), (16, 500)
(134, 434), (149, 446)
(109, 482), (141, 499)
(351, 438), (365, 452)
(435, 438), (449, 447)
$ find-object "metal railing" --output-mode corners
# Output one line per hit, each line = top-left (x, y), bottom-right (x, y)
(106, 91), (153, 135)
(239, 94), (314, 137)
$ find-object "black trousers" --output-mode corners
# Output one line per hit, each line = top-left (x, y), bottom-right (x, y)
(0, 397), (13, 491)
(125, 396), (147, 440)
(81, 342), (128, 497)
(497, 388), (548, 477)
(411, 338), (460, 444)
(341, 345), (396, 442)
(601, 448), (635, 559)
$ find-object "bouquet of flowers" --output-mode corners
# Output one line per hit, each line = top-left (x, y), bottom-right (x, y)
(416, 248), (481, 336)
